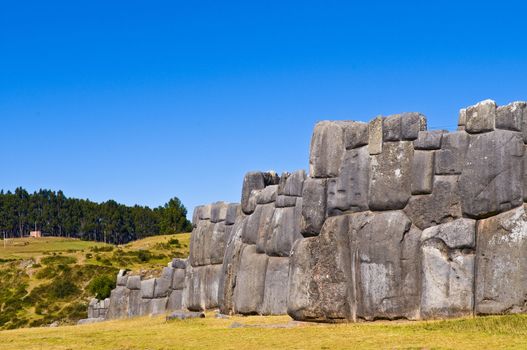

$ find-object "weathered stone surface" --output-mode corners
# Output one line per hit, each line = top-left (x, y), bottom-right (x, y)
(256, 185), (278, 204)
(414, 130), (444, 150)
(351, 211), (420, 321)
(368, 116), (383, 155)
(210, 222), (227, 264)
(404, 175), (462, 230)
(106, 286), (130, 319)
(465, 99), (496, 134)
(116, 269), (128, 286)
(288, 215), (354, 322)
(420, 219), (476, 319)
(192, 205), (202, 228)
(171, 258), (187, 270)
(401, 112), (427, 140)
(458, 108), (467, 128)
(225, 203), (240, 225)
(496, 102), (526, 132)
(368, 141), (413, 211)
(183, 265), (221, 311)
(342, 121), (369, 149)
(309, 121), (345, 178)
(150, 297), (168, 315)
(327, 146), (369, 216)
(275, 195), (297, 208)
(241, 172), (265, 214)
(141, 279), (155, 299)
(233, 245), (269, 314)
(167, 311), (205, 320)
(259, 257), (290, 315)
(242, 204), (263, 244)
(128, 289), (141, 317)
(171, 269), (186, 290)
(300, 178), (327, 237)
(278, 170), (306, 197)
(199, 204), (211, 220)
(411, 150), (434, 195)
(383, 114), (401, 141)
(266, 203), (302, 257)
(458, 130), (523, 218)
(167, 289), (183, 311)
(126, 275), (141, 290)
(476, 206), (527, 314)
(255, 203), (275, 254)
(210, 201), (229, 223)
(154, 273), (172, 298)
(435, 131), (469, 175)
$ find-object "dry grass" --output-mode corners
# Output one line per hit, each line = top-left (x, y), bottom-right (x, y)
(1, 313), (527, 349)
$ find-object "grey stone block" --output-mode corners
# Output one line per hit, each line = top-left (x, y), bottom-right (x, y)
(210, 222), (227, 264)
(383, 114), (402, 141)
(458, 108), (467, 127)
(154, 274), (172, 298)
(278, 170), (306, 197)
(171, 268), (186, 290)
(259, 257), (290, 315)
(256, 185), (278, 204)
(404, 175), (462, 230)
(225, 203), (240, 225)
(241, 172), (265, 214)
(150, 297), (168, 315)
(167, 289), (183, 311)
(141, 279), (155, 299)
(126, 275), (141, 290)
(309, 121), (345, 178)
(288, 216), (354, 322)
(368, 116), (383, 155)
(210, 201), (229, 223)
(352, 211), (420, 321)
(192, 205), (202, 228)
(414, 130), (444, 150)
(496, 102), (526, 132)
(266, 204), (302, 257)
(116, 269), (128, 287)
(106, 286), (130, 319)
(327, 146), (369, 216)
(401, 112), (427, 140)
(465, 99), (496, 134)
(255, 203), (275, 254)
(198, 204), (211, 220)
(128, 289), (141, 317)
(475, 206), (527, 315)
(411, 150), (434, 195)
(342, 121), (369, 149)
(300, 178), (327, 237)
(459, 130), (523, 218)
(242, 204), (263, 244)
(233, 245), (269, 315)
(167, 311), (205, 320)
(368, 141), (413, 210)
(435, 131), (469, 175)
(275, 195), (297, 208)
(171, 258), (187, 270)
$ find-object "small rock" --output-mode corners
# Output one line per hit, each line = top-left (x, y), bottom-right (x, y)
(166, 311), (205, 321)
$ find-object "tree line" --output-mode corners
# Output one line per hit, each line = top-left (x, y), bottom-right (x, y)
(0, 188), (192, 244)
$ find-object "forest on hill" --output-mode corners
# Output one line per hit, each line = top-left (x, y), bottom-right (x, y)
(0, 188), (192, 244)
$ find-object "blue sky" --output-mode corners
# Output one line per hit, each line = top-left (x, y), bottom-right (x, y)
(1, 1), (527, 217)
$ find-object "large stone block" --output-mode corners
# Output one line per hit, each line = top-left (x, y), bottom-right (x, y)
(496, 102), (526, 132)
(288, 216), (354, 322)
(266, 204), (302, 257)
(411, 150), (434, 195)
(309, 121), (345, 178)
(128, 289), (141, 317)
(435, 131), (469, 175)
(368, 116), (383, 155)
(465, 99), (496, 134)
(171, 268), (186, 290)
(126, 275), (141, 290)
(278, 170), (306, 197)
(259, 257), (290, 315)
(256, 185), (278, 204)
(275, 195), (297, 208)
(141, 279), (155, 299)
(404, 175), (462, 230)
(167, 289), (183, 311)
(241, 172), (266, 214)
(210, 201), (229, 223)
(383, 114), (402, 141)
(255, 203), (275, 254)
(459, 130), (523, 218)
(154, 273), (172, 298)
(225, 203), (240, 225)
(476, 206), (527, 314)
(203, 264), (222, 309)
(116, 269), (128, 287)
(420, 219), (476, 319)
(401, 112), (427, 140)
(189, 220), (214, 266)
(342, 121), (369, 149)
(327, 146), (369, 216)
(414, 130), (444, 150)
(150, 297), (168, 315)
(210, 222), (227, 264)
(242, 204), (263, 244)
(351, 211), (420, 321)
(233, 245), (269, 315)
(192, 205), (202, 228)
(368, 141), (413, 210)
(106, 286), (130, 319)
(198, 204), (211, 220)
(300, 178), (327, 237)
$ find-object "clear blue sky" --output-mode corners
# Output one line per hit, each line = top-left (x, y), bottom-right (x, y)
(1, 1), (527, 217)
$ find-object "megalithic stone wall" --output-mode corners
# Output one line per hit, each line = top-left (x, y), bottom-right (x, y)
(94, 98), (527, 324)
(288, 99), (527, 322)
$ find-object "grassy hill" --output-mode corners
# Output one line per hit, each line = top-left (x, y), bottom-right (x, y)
(1, 312), (527, 349)
(0, 234), (190, 330)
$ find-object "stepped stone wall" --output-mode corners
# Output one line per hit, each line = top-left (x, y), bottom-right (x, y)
(91, 99), (527, 324)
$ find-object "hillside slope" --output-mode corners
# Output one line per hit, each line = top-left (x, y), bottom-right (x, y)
(0, 234), (190, 330)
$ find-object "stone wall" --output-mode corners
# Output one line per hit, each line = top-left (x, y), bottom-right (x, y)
(93, 99), (527, 323)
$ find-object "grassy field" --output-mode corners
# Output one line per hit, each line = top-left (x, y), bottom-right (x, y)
(0, 313), (527, 349)
(0, 234), (190, 329)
